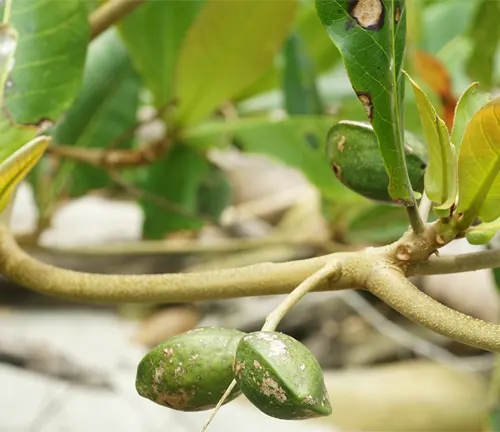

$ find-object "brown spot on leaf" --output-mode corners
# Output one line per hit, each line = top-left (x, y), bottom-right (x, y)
(356, 91), (373, 121)
(395, 4), (402, 23)
(348, 0), (385, 31)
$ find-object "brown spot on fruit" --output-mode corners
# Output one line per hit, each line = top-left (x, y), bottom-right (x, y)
(356, 92), (373, 121)
(348, 0), (385, 31)
(337, 135), (346, 152)
(332, 163), (342, 179)
(260, 377), (287, 403)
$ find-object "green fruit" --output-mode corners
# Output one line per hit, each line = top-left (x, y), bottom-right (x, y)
(327, 120), (428, 203)
(136, 326), (244, 411)
(234, 331), (331, 420)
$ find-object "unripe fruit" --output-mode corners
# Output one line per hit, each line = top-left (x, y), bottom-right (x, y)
(136, 326), (244, 411)
(234, 331), (331, 420)
(327, 120), (428, 203)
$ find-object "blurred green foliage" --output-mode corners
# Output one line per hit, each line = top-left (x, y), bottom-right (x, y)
(1, 0), (499, 243)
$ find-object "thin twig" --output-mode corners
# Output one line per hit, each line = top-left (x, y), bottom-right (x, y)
(90, 0), (146, 40)
(262, 262), (341, 331)
(28, 236), (354, 257)
(47, 139), (169, 169)
(418, 193), (433, 222)
(413, 248), (500, 275)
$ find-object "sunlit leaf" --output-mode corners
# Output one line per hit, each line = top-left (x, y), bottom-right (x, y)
(174, 0), (296, 126)
(466, 218), (500, 246)
(119, 0), (205, 108)
(451, 82), (491, 150)
(406, 72), (457, 211)
(466, 0), (500, 90)
(457, 98), (500, 226)
(2, 0), (89, 124)
(0, 136), (49, 213)
(316, 0), (414, 204)
(283, 32), (323, 115)
(51, 29), (141, 198)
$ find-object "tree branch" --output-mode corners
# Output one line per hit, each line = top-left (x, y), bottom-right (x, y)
(413, 248), (500, 275)
(0, 223), (357, 303)
(90, 0), (146, 40)
(46, 139), (169, 169)
(367, 266), (500, 353)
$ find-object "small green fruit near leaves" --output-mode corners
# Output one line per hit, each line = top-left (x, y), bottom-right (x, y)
(234, 331), (331, 420)
(136, 326), (244, 411)
(327, 121), (428, 203)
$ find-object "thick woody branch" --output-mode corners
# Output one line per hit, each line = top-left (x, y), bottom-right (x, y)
(367, 266), (500, 353)
(90, 0), (146, 40)
(0, 223), (358, 303)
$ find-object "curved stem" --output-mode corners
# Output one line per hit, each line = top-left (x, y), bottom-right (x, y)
(262, 262), (341, 331)
(0, 224), (354, 303)
(367, 266), (500, 353)
(90, 0), (146, 40)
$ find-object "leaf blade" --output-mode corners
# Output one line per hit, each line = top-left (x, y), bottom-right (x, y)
(451, 82), (491, 151)
(3, 0), (89, 124)
(174, 0), (296, 126)
(316, 0), (414, 204)
(457, 98), (500, 225)
(406, 73), (457, 210)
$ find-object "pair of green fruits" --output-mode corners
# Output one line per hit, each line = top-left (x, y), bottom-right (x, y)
(136, 327), (331, 420)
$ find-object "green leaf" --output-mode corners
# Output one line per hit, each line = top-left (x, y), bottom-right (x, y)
(0, 136), (49, 213)
(0, 114), (36, 163)
(465, 0), (500, 90)
(422, 1), (476, 55)
(451, 82), (491, 151)
(2, 0), (89, 124)
(346, 204), (410, 245)
(138, 145), (230, 239)
(406, 73), (457, 210)
(466, 218), (500, 246)
(457, 98), (500, 226)
(283, 33), (323, 115)
(0, 24), (17, 99)
(316, 0), (414, 204)
(51, 29), (141, 197)
(119, 0), (205, 108)
(174, 0), (297, 126)
(184, 116), (358, 202)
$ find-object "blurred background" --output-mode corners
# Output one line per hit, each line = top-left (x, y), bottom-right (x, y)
(2, 0), (500, 430)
